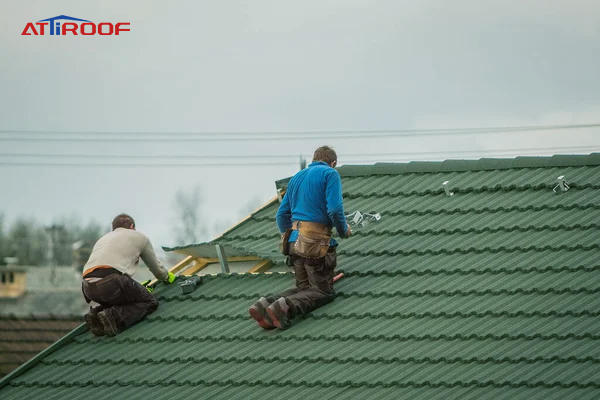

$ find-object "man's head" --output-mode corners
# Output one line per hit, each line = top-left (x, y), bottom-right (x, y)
(312, 145), (337, 168)
(112, 213), (135, 231)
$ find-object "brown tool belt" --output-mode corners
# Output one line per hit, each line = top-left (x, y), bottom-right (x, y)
(292, 221), (332, 259)
(83, 265), (122, 279)
(291, 221), (332, 235)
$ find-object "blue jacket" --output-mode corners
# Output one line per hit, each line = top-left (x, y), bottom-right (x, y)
(276, 161), (349, 245)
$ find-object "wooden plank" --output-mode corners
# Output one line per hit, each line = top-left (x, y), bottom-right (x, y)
(150, 255), (263, 282)
(181, 258), (211, 276)
(170, 251), (263, 262)
(146, 255), (195, 286)
(170, 255), (195, 274)
(206, 256), (262, 263)
(247, 259), (274, 273)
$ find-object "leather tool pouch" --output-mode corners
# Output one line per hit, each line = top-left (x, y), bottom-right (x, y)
(279, 228), (292, 256)
(294, 226), (331, 259)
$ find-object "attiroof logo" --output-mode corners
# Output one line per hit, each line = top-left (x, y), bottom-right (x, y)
(22, 15), (130, 36)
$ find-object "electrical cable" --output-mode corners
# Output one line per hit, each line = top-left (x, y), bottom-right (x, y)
(0, 145), (597, 160)
(0, 123), (598, 142)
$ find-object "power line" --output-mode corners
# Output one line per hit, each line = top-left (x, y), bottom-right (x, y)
(0, 123), (598, 142)
(0, 146), (596, 167)
(1, 123), (598, 135)
(0, 160), (300, 167)
(0, 145), (597, 160)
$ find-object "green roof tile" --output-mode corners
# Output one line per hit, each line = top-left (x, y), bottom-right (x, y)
(2, 153), (600, 400)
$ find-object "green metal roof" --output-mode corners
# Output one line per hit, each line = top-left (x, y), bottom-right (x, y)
(2, 153), (600, 399)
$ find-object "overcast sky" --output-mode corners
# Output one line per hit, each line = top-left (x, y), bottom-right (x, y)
(1, 0), (599, 260)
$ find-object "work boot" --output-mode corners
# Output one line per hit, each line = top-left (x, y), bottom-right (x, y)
(84, 310), (104, 336)
(97, 310), (119, 337)
(248, 297), (274, 329)
(266, 297), (291, 329)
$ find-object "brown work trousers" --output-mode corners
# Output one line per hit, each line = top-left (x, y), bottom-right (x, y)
(82, 273), (158, 333)
(266, 245), (337, 318)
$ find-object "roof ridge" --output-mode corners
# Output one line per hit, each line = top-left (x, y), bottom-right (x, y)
(334, 153), (600, 177)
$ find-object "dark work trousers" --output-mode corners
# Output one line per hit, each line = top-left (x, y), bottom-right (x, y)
(266, 246), (337, 318)
(82, 274), (158, 333)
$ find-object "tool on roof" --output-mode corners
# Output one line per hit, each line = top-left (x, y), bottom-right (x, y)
(180, 275), (203, 294)
(442, 180), (454, 197)
(553, 175), (570, 193)
(345, 211), (381, 229)
(333, 272), (344, 283)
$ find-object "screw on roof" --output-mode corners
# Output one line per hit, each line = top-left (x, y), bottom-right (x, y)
(442, 181), (454, 197)
(552, 175), (570, 193)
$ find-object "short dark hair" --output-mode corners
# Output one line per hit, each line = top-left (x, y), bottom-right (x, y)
(312, 145), (337, 165)
(112, 213), (135, 230)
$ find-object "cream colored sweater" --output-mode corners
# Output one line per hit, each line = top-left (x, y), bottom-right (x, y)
(83, 228), (168, 281)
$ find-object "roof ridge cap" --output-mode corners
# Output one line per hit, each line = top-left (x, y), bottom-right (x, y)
(333, 153), (600, 176)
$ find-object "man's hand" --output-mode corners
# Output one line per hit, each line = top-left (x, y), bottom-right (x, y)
(164, 271), (176, 284)
(141, 280), (155, 293)
(344, 223), (352, 238)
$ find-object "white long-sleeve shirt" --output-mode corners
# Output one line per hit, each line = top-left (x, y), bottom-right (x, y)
(83, 228), (168, 281)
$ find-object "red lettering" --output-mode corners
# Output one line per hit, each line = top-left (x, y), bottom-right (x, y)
(80, 23), (96, 35)
(98, 23), (114, 35)
(62, 23), (78, 35)
(115, 23), (130, 35)
(35, 22), (48, 35)
(21, 23), (38, 35)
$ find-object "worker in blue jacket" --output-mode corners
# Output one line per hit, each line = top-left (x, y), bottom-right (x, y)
(249, 145), (351, 329)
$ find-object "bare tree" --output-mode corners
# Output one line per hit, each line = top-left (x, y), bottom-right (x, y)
(173, 185), (207, 245)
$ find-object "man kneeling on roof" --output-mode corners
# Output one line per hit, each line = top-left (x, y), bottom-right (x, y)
(249, 145), (352, 329)
(81, 213), (176, 336)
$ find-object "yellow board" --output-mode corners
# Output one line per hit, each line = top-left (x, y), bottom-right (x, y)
(247, 259), (274, 273)
(181, 258), (211, 275)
